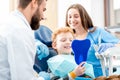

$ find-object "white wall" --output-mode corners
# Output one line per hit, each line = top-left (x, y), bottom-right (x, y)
(58, 0), (104, 27)
(91, 0), (104, 27)
(114, 0), (120, 9)
(0, 0), (9, 23)
(0, 0), (105, 28)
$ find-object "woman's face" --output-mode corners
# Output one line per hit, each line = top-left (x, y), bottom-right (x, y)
(67, 8), (82, 30)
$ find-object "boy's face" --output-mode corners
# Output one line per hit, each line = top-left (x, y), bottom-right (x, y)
(53, 32), (74, 55)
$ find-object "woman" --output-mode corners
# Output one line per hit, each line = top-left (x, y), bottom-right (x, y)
(65, 3), (120, 77)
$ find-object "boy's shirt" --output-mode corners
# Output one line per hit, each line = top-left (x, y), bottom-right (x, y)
(47, 55), (77, 78)
(47, 54), (95, 79)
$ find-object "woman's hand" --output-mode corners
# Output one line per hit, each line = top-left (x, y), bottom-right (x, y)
(98, 43), (114, 53)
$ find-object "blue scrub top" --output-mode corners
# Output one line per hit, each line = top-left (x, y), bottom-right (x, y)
(86, 27), (120, 77)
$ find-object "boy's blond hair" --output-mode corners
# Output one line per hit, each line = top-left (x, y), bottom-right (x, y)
(52, 27), (74, 44)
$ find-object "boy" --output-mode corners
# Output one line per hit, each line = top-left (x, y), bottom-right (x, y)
(47, 27), (86, 80)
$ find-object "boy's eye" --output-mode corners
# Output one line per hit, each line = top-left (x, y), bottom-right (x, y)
(60, 39), (66, 42)
(70, 39), (73, 42)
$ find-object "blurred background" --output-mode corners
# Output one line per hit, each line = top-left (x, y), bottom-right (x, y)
(0, 0), (120, 31)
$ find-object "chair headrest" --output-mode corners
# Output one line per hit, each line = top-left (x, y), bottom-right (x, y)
(34, 25), (52, 47)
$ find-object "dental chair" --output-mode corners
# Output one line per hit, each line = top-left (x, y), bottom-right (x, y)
(33, 25), (57, 73)
(95, 46), (120, 76)
(95, 27), (120, 77)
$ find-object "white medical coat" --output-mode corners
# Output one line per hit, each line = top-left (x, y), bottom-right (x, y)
(0, 10), (37, 80)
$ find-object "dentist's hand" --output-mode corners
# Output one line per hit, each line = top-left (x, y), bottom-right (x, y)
(36, 39), (49, 60)
(39, 71), (50, 80)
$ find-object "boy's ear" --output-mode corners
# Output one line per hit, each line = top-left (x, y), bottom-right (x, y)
(52, 42), (57, 49)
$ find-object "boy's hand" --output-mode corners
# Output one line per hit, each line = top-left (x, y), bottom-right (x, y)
(73, 62), (86, 76)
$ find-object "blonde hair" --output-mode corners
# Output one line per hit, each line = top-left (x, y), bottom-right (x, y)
(52, 27), (74, 44)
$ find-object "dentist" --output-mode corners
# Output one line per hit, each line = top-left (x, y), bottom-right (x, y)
(0, 0), (47, 80)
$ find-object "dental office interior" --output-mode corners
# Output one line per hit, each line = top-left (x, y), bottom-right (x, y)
(1, 0), (120, 35)
(1, 0), (120, 78)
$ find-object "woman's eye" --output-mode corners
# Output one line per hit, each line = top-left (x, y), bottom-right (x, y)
(74, 15), (79, 18)
(69, 16), (72, 18)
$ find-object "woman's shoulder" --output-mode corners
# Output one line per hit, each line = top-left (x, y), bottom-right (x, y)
(88, 26), (103, 33)
(92, 26), (108, 33)
(96, 27), (112, 34)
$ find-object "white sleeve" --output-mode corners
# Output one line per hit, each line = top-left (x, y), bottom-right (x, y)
(0, 25), (37, 80)
(36, 77), (44, 80)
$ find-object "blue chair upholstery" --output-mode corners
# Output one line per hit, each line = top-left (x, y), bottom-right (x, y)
(34, 25), (52, 47)
(34, 25), (57, 73)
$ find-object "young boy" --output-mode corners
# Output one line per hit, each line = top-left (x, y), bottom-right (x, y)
(47, 27), (86, 80)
